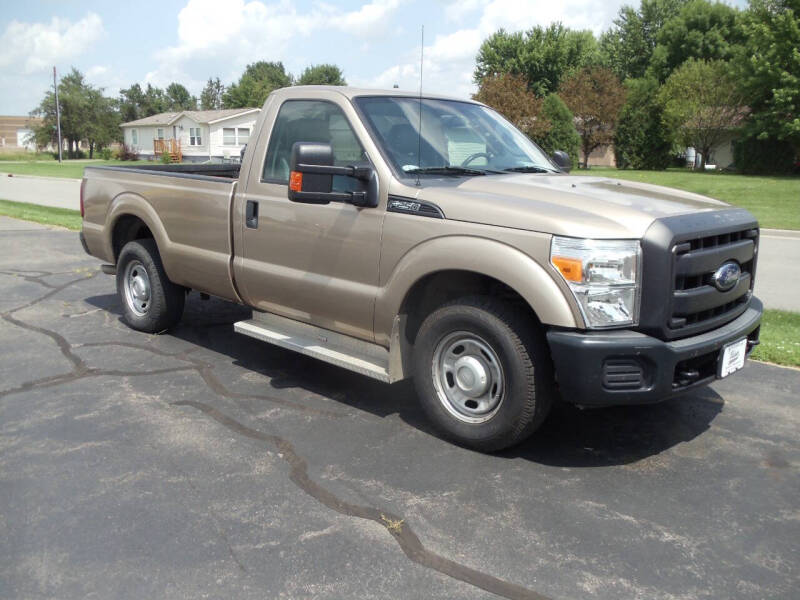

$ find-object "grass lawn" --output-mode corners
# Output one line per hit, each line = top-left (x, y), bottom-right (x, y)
(0, 199), (81, 230)
(751, 309), (800, 368)
(575, 167), (800, 230)
(0, 160), (142, 180)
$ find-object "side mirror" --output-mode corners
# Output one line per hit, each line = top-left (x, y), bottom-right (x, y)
(551, 150), (571, 173)
(288, 142), (378, 207)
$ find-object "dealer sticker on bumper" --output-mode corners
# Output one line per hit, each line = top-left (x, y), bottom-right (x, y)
(719, 337), (748, 378)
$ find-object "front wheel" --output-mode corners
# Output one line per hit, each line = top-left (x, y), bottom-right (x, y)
(412, 296), (554, 452)
(116, 239), (185, 333)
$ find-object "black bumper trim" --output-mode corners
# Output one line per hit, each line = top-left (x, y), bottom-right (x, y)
(78, 231), (90, 255)
(547, 297), (762, 406)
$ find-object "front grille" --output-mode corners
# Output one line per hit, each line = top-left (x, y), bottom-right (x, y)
(638, 209), (760, 341)
(668, 227), (757, 336)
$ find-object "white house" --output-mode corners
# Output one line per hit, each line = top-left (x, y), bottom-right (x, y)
(120, 108), (260, 162)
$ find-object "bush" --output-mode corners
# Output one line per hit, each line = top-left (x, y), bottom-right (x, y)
(733, 135), (797, 175)
(115, 144), (139, 161)
(159, 151), (173, 164)
(534, 93), (580, 168)
(99, 147), (112, 160)
(614, 77), (674, 170)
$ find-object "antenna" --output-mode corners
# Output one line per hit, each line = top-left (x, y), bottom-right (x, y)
(415, 25), (424, 187)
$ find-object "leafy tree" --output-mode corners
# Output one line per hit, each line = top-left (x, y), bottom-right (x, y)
(200, 77), (225, 110)
(119, 83), (168, 122)
(600, 0), (690, 80)
(475, 24), (600, 97)
(659, 59), (746, 169)
(165, 82), (197, 111)
(535, 93), (581, 167)
(614, 77), (675, 169)
(474, 73), (550, 140)
(223, 61), (292, 108)
(648, 0), (743, 81)
(296, 64), (347, 86)
(734, 0), (800, 156)
(558, 66), (627, 167)
(30, 68), (118, 158)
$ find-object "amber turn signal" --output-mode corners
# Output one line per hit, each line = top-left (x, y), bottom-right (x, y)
(551, 256), (583, 282)
(289, 171), (303, 192)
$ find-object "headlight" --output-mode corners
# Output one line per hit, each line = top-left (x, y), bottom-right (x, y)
(550, 236), (641, 328)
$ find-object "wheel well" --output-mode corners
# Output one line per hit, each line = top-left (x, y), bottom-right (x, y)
(112, 215), (154, 261)
(398, 270), (541, 347)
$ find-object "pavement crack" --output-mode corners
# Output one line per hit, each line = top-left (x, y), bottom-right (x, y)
(172, 400), (553, 600)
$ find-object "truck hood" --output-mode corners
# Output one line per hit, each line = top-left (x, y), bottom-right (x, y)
(414, 174), (730, 239)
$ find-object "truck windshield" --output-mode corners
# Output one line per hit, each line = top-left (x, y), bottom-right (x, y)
(354, 96), (558, 176)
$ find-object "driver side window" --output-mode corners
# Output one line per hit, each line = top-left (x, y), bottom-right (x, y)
(262, 100), (366, 192)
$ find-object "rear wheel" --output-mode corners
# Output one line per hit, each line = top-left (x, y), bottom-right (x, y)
(412, 296), (554, 452)
(116, 239), (185, 333)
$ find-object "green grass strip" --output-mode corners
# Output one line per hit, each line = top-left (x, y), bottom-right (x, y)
(751, 309), (800, 368)
(0, 199), (82, 231)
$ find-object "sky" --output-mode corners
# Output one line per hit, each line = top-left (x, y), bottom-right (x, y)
(0, 0), (749, 115)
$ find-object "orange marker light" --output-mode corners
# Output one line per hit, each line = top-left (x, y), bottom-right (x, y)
(552, 256), (583, 282)
(289, 171), (303, 192)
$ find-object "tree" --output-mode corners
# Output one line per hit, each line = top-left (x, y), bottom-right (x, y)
(119, 83), (168, 122)
(473, 73), (550, 140)
(536, 94), (581, 167)
(223, 61), (292, 108)
(558, 66), (627, 167)
(296, 64), (347, 86)
(165, 82), (197, 111)
(659, 59), (746, 169)
(600, 0), (690, 80)
(475, 24), (600, 97)
(30, 67), (118, 158)
(734, 0), (800, 156)
(614, 77), (675, 169)
(648, 0), (743, 81)
(200, 77), (225, 110)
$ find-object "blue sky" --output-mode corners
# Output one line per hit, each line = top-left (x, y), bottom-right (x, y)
(0, 0), (748, 115)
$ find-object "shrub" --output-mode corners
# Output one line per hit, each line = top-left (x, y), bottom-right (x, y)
(533, 93), (580, 168)
(733, 135), (797, 175)
(614, 77), (674, 170)
(159, 151), (173, 164)
(99, 147), (112, 160)
(115, 144), (139, 161)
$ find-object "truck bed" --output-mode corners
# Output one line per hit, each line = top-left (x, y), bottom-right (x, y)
(88, 163), (241, 180)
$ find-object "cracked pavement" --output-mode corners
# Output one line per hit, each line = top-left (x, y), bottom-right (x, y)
(0, 216), (798, 599)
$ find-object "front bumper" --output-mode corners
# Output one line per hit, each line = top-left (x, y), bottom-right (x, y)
(547, 297), (762, 406)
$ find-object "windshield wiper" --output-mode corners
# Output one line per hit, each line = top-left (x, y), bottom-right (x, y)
(502, 166), (556, 174)
(405, 166), (487, 176)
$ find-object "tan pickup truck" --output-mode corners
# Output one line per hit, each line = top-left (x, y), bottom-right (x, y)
(80, 86), (762, 451)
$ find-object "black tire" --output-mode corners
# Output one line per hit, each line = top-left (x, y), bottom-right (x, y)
(116, 239), (185, 333)
(412, 296), (554, 452)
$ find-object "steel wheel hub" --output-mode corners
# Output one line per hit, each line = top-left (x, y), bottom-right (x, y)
(123, 260), (151, 316)
(432, 332), (505, 423)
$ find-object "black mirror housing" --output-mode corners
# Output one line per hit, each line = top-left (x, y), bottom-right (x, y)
(551, 150), (571, 173)
(287, 141), (378, 207)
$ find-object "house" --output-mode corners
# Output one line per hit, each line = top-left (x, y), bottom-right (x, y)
(120, 108), (260, 163)
(0, 116), (43, 152)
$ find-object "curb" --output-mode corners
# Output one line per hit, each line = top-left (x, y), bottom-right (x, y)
(761, 228), (800, 239)
(1, 172), (80, 184)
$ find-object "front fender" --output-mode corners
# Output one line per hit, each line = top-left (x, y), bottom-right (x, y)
(374, 235), (582, 344)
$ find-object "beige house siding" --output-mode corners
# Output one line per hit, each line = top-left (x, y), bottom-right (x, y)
(586, 144), (616, 167)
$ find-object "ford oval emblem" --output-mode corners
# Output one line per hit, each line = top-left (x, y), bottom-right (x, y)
(711, 261), (741, 292)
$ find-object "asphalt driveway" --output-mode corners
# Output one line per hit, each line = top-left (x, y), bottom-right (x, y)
(1, 217), (798, 599)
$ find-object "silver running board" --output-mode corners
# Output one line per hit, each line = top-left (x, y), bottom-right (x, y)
(234, 311), (391, 383)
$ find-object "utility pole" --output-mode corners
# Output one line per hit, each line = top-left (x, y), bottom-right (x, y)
(53, 66), (62, 163)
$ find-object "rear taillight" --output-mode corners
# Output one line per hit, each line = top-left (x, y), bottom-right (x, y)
(79, 179), (86, 218)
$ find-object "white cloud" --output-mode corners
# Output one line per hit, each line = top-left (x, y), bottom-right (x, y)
(359, 0), (626, 99)
(0, 12), (105, 74)
(145, 0), (403, 91)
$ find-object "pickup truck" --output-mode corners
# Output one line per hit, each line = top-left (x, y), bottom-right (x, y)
(80, 86), (762, 451)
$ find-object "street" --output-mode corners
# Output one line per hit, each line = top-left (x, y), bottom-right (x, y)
(1, 216), (798, 599)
